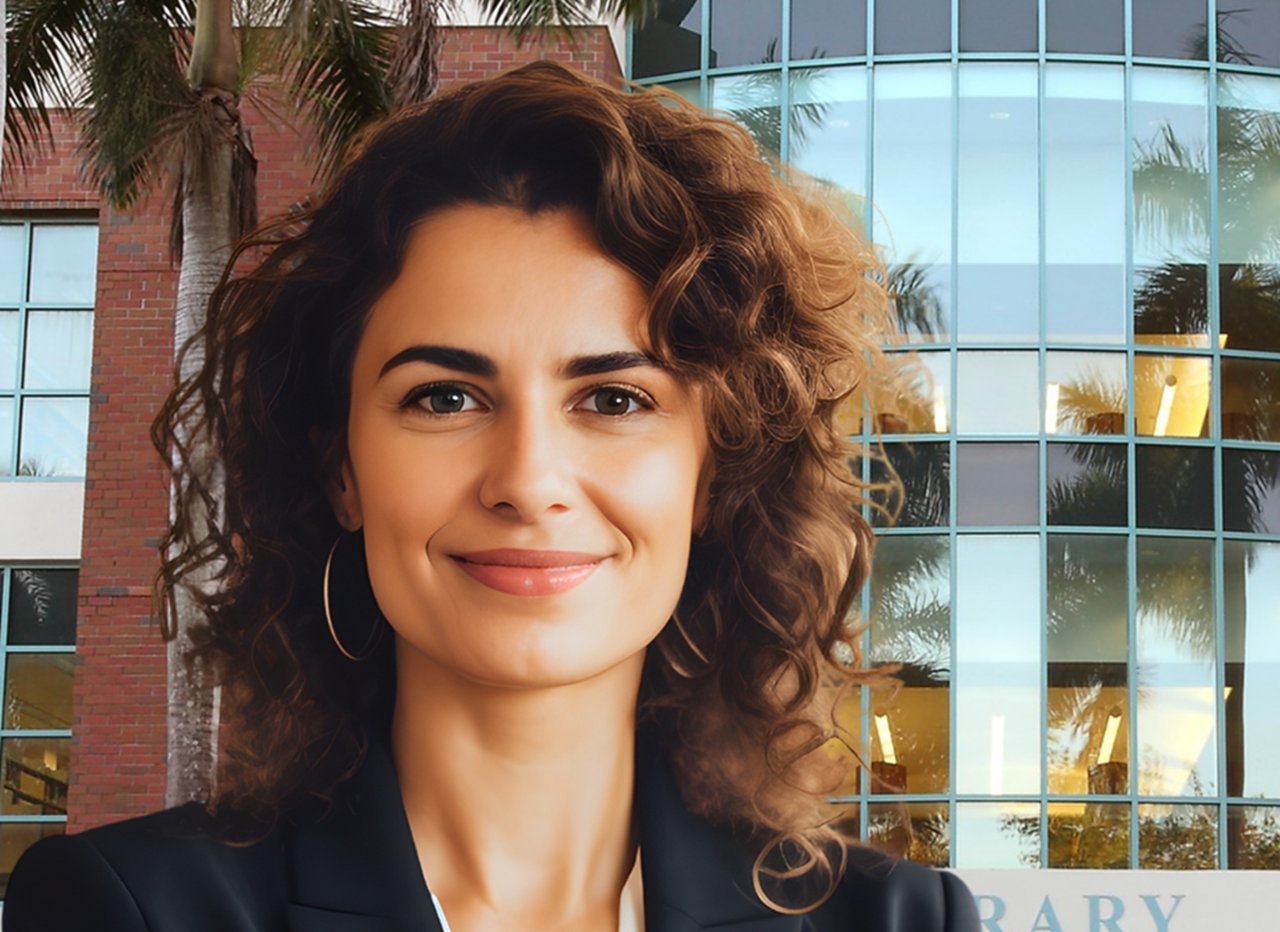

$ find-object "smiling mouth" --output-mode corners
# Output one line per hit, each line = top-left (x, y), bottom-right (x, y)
(450, 549), (605, 596)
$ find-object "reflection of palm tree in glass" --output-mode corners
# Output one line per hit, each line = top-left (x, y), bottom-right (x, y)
(1132, 20), (1280, 839)
(715, 41), (829, 159)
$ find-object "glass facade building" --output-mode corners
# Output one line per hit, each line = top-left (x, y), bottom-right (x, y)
(0, 221), (94, 892)
(632, 0), (1280, 870)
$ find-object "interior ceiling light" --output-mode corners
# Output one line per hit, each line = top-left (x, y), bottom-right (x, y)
(1045, 382), (1061, 434)
(1098, 708), (1123, 765)
(874, 713), (898, 766)
(1153, 375), (1178, 437)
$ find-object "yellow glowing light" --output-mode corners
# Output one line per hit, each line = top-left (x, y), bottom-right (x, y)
(874, 713), (898, 766)
(1045, 382), (1061, 434)
(1153, 377), (1178, 437)
(933, 385), (948, 433)
(1097, 709), (1123, 765)
(1219, 333), (1229, 349)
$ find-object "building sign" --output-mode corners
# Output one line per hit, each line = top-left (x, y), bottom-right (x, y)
(954, 870), (1279, 932)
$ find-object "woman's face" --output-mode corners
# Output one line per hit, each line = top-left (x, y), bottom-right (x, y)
(336, 204), (710, 690)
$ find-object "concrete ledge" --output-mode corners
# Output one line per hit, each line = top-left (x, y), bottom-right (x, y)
(0, 481), (85, 561)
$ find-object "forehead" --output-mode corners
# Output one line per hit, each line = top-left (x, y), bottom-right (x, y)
(356, 205), (653, 364)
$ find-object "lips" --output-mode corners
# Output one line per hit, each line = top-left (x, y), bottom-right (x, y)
(450, 549), (605, 596)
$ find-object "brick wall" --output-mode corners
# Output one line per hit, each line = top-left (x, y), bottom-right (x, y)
(3, 26), (621, 832)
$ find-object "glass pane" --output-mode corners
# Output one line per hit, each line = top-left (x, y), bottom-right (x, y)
(657, 79), (702, 108)
(1228, 806), (1280, 869)
(1045, 0), (1123, 55)
(870, 351), (949, 436)
(1138, 804), (1218, 869)
(27, 226), (98, 306)
(1047, 536), (1129, 795)
(869, 535), (950, 794)
(1223, 450), (1280, 535)
(23, 311), (93, 390)
(7, 569), (78, 646)
(1048, 802), (1130, 868)
(788, 67), (866, 196)
(1135, 354), (1211, 438)
(631, 0), (702, 78)
(1224, 542), (1280, 798)
(956, 351), (1039, 434)
(1136, 538), (1218, 796)
(1046, 66), (1126, 344)
(1046, 444), (1127, 527)
(1045, 351), (1127, 436)
(791, 0), (865, 60)
(1132, 0), (1209, 60)
(1222, 358), (1280, 441)
(1218, 3), (1280, 68)
(871, 444), (949, 528)
(875, 0), (950, 55)
(868, 802), (949, 866)
(873, 65), (952, 342)
(1133, 69), (1210, 345)
(1219, 76), (1280, 352)
(3, 653), (74, 731)
(18, 396), (90, 477)
(0, 399), (12, 478)
(959, 0), (1036, 53)
(1135, 445), (1213, 530)
(708, 0), (780, 68)
(0, 226), (25, 305)
(1220, 267), (1280, 354)
(955, 801), (1040, 868)
(711, 73), (782, 158)
(0, 736), (70, 815)
(958, 66), (1038, 344)
(956, 535), (1041, 795)
(0, 822), (65, 899)
(956, 443), (1038, 526)
(0, 311), (18, 389)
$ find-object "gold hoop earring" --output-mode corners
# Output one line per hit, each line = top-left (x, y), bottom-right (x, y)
(323, 532), (387, 662)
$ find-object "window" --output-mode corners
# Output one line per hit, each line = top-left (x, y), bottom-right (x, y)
(0, 567), (76, 898)
(0, 221), (97, 479)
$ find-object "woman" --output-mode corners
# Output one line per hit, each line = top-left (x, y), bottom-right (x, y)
(4, 61), (977, 932)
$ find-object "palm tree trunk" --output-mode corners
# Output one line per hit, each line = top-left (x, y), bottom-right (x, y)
(166, 0), (239, 808)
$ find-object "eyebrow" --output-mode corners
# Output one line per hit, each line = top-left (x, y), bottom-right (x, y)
(379, 345), (496, 379)
(379, 345), (661, 380)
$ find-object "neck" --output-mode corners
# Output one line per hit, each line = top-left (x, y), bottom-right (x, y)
(391, 635), (643, 932)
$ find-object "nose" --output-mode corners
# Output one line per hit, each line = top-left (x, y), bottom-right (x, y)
(477, 401), (577, 522)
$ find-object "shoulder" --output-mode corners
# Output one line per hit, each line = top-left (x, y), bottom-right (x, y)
(3, 805), (289, 932)
(805, 846), (980, 932)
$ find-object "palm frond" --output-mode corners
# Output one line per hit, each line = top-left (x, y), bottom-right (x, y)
(82, 1), (195, 208)
(4, 0), (99, 163)
(475, 0), (658, 44)
(271, 0), (394, 181)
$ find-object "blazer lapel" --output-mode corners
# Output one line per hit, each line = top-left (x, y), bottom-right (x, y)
(283, 731), (805, 932)
(636, 748), (804, 932)
(285, 737), (445, 932)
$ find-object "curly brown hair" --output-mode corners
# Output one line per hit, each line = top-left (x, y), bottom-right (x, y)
(154, 59), (893, 907)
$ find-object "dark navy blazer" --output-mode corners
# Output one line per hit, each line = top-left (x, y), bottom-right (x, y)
(3, 737), (978, 932)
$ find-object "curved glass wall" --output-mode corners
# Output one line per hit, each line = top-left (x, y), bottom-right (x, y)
(632, 0), (1280, 870)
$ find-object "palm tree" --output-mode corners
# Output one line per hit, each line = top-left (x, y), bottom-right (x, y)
(5, 0), (658, 805)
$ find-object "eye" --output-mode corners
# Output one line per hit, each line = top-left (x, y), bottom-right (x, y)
(585, 386), (649, 416)
(404, 384), (483, 415)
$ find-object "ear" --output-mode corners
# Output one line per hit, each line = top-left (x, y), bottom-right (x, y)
(325, 456), (364, 532)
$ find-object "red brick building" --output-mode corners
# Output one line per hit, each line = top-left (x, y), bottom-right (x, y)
(0, 24), (621, 894)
